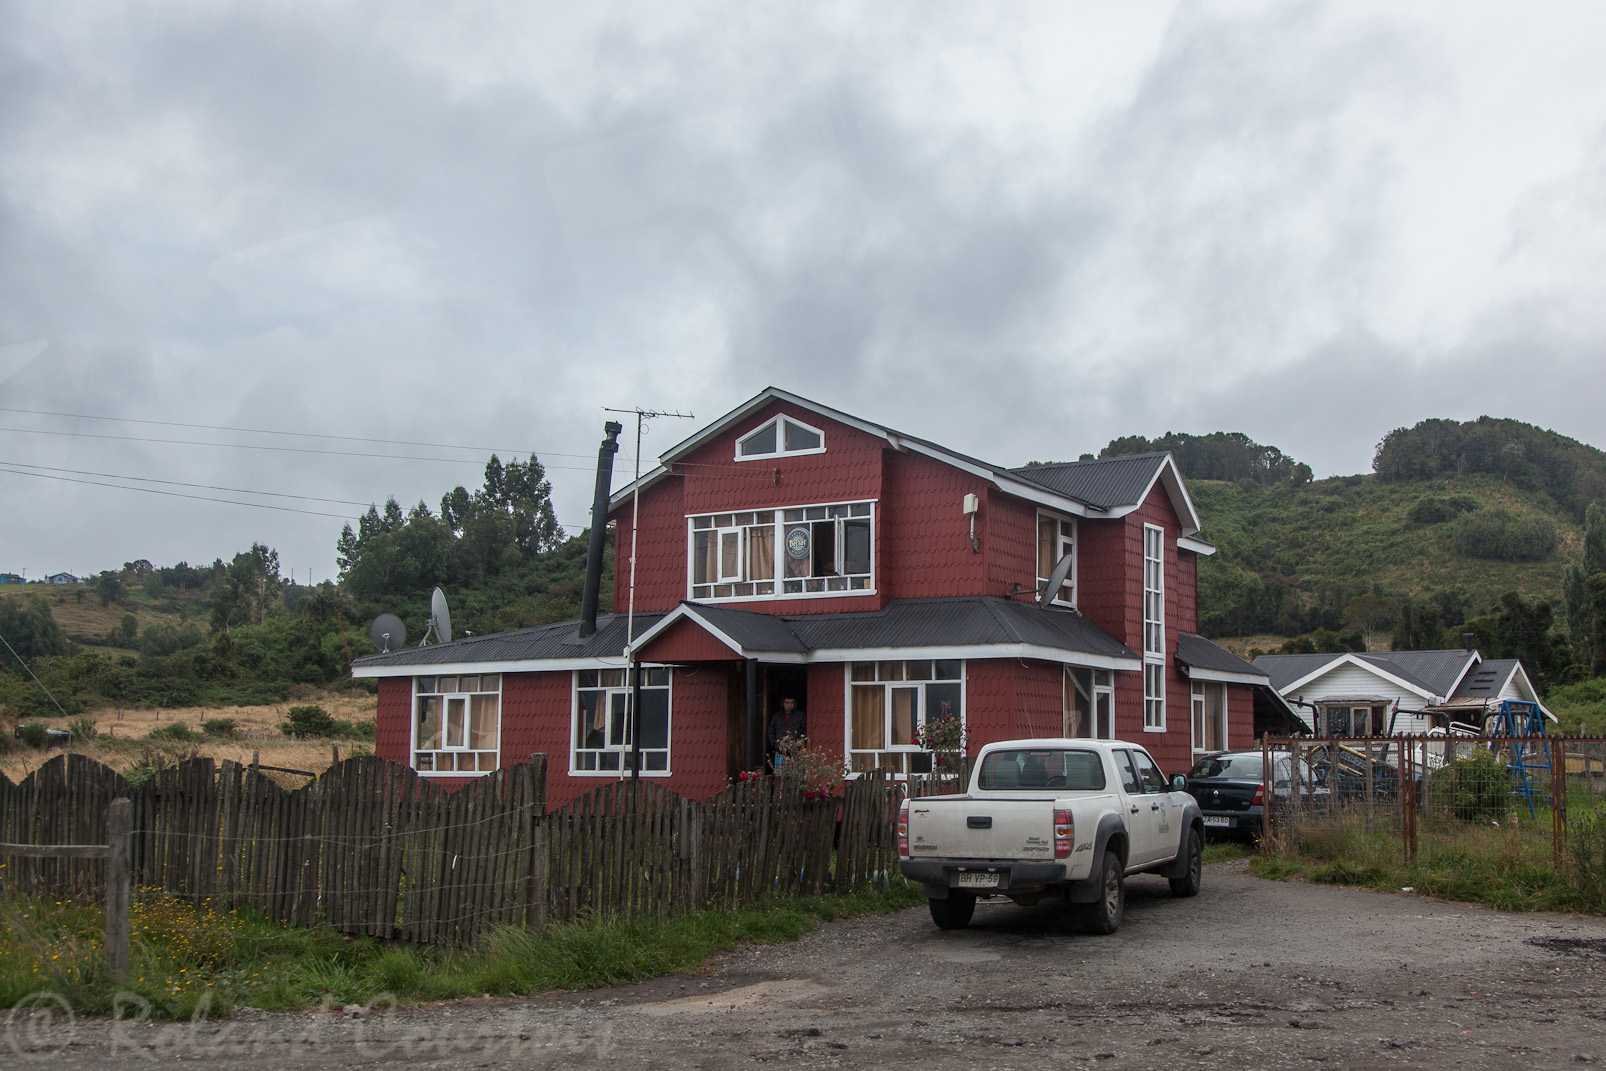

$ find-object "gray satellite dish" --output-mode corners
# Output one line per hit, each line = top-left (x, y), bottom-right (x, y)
(1039, 553), (1075, 609)
(421, 587), (452, 646)
(369, 613), (406, 653)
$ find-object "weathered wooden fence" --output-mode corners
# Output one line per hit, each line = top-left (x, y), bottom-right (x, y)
(0, 754), (903, 945)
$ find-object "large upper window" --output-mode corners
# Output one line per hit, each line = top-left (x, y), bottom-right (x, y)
(690, 501), (873, 600)
(414, 675), (500, 775)
(847, 659), (963, 776)
(1143, 524), (1166, 731)
(573, 667), (671, 774)
(1037, 513), (1076, 605)
(735, 415), (825, 461)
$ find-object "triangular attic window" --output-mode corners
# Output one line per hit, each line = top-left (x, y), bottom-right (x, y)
(736, 415), (825, 460)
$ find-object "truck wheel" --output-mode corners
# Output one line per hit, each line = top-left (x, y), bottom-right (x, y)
(1079, 851), (1124, 935)
(1169, 828), (1203, 898)
(928, 892), (976, 930)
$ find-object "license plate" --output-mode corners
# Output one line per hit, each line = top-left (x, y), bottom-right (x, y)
(955, 871), (999, 888)
(1202, 816), (1233, 828)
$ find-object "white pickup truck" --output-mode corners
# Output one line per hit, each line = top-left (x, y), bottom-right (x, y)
(898, 738), (1204, 932)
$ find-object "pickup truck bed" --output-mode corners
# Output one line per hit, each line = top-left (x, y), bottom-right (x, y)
(898, 739), (1203, 932)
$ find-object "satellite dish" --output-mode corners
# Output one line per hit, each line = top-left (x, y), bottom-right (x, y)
(369, 613), (407, 653)
(1038, 553), (1075, 609)
(421, 587), (452, 646)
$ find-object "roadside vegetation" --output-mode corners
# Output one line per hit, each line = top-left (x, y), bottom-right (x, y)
(0, 881), (922, 1019)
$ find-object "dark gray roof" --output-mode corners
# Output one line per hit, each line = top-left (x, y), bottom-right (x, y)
(1007, 453), (1170, 511)
(1451, 659), (1519, 700)
(353, 597), (1139, 670)
(1253, 649), (1479, 698)
(350, 610), (668, 669)
(1176, 633), (1268, 679)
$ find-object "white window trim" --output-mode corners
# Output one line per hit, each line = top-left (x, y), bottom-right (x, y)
(1063, 666), (1117, 740)
(734, 415), (827, 462)
(686, 499), (876, 603)
(1036, 510), (1078, 608)
(411, 675), (502, 778)
(842, 660), (966, 780)
(569, 667), (674, 777)
(1143, 523), (1166, 732)
(1191, 680), (1227, 754)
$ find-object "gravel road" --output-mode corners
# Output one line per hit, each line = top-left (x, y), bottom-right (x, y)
(12, 861), (1606, 1070)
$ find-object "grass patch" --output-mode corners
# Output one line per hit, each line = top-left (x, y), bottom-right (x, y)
(1202, 840), (1256, 865)
(0, 881), (922, 1018)
(1247, 813), (1599, 914)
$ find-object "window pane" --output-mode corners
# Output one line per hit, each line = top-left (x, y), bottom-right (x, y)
(891, 687), (918, 745)
(693, 515), (713, 530)
(850, 502), (870, 517)
(445, 697), (466, 748)
(850, 662), (875, 682)
(784, 421), (821, 451)
(417, 677), (436, 694)
(469, 694), (498, 750)
(878, 661), (904, 682)
(693, 531), (714, 585)
(577, 670), (598, 689)
(646, 667), (669, 687)
(1039, 515), (1057, 579)
(644, 752), (667, 771)
(438, 676), (458, 693)
(720, 530), (741, 580)
(417, 696), (443, 751)
(906, 660), (932, 681)
(746, 525), (776, 580)
(842, 519), (871, 576)
(927, 682), (961, 727)
(609, 692), (629, 747)
(601, 668), (625, 688)
(480, 674), (499, 690)
(739, 422), (777, 456)
(577, 691), (603, 750)
(850, 686), (884, 750)
(784, 525), (811, 577)
(639, 688), (669, 749)
(810, 520), (836, 577)
(459, 675), (479, 693)
(934, 660), (962, 681)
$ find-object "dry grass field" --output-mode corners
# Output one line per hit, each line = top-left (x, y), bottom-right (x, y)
(0, 585), (207, 640)
(0, 691), (378, 786)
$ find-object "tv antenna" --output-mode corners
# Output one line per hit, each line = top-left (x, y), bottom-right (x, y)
(368, 612), (407, 653)
(603, 404), (694, 779)
(420, 587), (452, 645)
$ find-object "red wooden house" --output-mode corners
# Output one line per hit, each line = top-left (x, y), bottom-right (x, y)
(354, 388), (1277, 806)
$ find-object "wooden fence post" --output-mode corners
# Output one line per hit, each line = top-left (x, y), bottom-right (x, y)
(527, 754), (549, 931)
(106, 797), (131, 980)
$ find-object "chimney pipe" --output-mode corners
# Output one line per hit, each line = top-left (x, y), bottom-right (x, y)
(579, 421), (623, 639)
(1462, 631), (1476, 653)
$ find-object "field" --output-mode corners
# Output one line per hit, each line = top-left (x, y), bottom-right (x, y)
(0, 691), (377, 785)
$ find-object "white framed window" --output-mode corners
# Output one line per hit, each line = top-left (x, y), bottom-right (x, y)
(1191, 680), (1226, 753)
(1037, 512), (1076, 605)
(572, 667), (672, 775)
(413, 674), (501, 775)
(1143, 524), (1166, 731)
(846, 659), (964, 776)
(735, 415), (826, 461)
(689, 500), (873, 601)
(1064, 666), (1116, 739)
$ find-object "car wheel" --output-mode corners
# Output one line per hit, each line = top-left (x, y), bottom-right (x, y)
(1169, 828), (1203, 898)
(1080, 851), (1124, 934)
(928, 892), (976, 930)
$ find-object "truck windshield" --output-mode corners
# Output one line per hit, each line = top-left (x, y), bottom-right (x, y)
(977, 749), (1107, 791)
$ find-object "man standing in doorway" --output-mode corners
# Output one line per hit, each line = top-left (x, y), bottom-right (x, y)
(767, 695), (807, 768)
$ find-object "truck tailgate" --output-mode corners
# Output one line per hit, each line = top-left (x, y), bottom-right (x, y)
(906, 796), (1063, 862)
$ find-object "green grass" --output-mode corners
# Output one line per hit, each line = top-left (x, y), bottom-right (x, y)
(1247, 812), (1603, 914)
(1202, 840), (1256, 865)
(0, 881), (922, 1018)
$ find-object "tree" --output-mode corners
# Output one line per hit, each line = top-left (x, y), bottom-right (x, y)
(210, 543), (283, 632)
(0, 598), (68, 662)
(94, 571), (124, 607)
(1344, 594), (1394, 651)
(1391, 600), (1443, 652)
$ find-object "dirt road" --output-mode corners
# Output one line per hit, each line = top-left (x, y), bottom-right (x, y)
(13, 862), (1606, 1069)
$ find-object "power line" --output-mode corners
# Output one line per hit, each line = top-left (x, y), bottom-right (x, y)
(0, 465), (358, 519)
(0, 461), (374, 507)
(0, 407), (640, 466)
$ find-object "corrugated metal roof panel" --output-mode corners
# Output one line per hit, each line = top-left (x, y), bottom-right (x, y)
(1177, 632), (1267, 679)
(1006, 453), (1168, 510)
(349, 611), (667, 668)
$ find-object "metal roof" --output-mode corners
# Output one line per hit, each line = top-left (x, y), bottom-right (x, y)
(1176, 633), (1268, 680)
(1253, 649), (1479, 698)
(349, 610), (668, 669)
(1252, 652), (1344, 692)
(1450, 659), (1519, 699)
(1007, 453), (1171, 511)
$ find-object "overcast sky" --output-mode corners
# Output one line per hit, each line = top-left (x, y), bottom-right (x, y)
(4, 0), (1606, 582)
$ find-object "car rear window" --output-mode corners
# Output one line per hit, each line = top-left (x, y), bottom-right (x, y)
(1190, 753), (1263, 779)
(977, 749), (1107, 791)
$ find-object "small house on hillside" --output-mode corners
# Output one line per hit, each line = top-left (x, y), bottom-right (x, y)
(1253, 648), (1553, 735)
(45, 572), (80, 585)
(0, 573), (24, 585)
(352, 387), (1279, 806)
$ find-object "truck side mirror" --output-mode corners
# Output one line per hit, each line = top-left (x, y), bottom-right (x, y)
(1171, 774), (1187, 790)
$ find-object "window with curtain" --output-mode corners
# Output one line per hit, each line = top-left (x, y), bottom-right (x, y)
(572, 667), (672, 774)
(413, 674), (501, 775)
(690, 501), (873, 601)
(847, 660), (963, 776)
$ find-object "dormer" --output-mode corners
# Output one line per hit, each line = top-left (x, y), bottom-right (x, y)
(735, 414), (825, 461)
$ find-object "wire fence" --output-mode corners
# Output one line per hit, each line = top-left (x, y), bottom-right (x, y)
(0, 753), (902, 945)
(1260, 735), (1606, 868)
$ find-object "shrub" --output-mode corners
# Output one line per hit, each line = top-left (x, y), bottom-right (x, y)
(148, 722), (201, 743)
(1427, 749), (1513, 822)
(282, 704), (336, 737)
(1451, 508), (1559, 561)
(15, 722), (51, 749)
(201, 717), (238, 738)
(1569, 810), (1606, 912)
(68, 716), (98, 741)
(1408, 495), (1480, 525)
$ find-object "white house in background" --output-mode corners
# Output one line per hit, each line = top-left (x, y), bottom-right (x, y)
(1252, 648), (1554, 736)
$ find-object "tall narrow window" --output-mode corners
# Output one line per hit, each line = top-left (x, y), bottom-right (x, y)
(1143, 524), (1166, 730)
(1191, 681), (1226, 753)
(1037, 513), (1076, 605)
